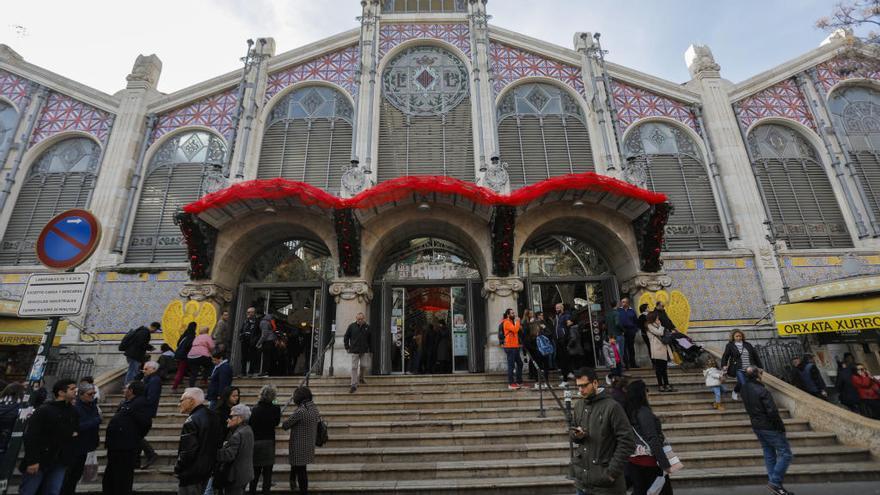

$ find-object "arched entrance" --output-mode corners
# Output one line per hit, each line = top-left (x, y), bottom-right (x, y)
(370, 237), (484, 374)
(517, 234), (618, 368)
(233, 238), (336, 376)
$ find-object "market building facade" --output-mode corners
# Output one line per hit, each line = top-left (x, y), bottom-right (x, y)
(0, 0), (879, 379)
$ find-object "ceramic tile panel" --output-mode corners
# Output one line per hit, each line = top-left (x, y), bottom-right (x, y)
(379, 23), (471, 58)
(0, 69), (30, 109)
(665, 257), (766, 321)
(29, 92), (114, 146)
(611, 79), (698, 133)
(733, 78), (817, 132)
(150, 88), (239, 145)
(782, 254), (880, 289)
(84, 271), (190, 334)
(265, 45), (360, 103)
(489, 41), (584, 96)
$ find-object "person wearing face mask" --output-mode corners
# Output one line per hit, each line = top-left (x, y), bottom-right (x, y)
(569, 367), (634, 495)
(500, 308), (523, 390)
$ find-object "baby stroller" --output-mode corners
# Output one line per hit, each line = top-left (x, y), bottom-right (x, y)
(667, 330), (709, 370)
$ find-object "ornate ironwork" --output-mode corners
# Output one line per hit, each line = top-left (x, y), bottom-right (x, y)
(45, 351), (95, 381)
(382, 45), (469, 116)
(150, 131), (227, 172)
(269, 86), (353, 125)
(497, 83), (585, 124)
(27, 137), (100, 178)
(754, 338), (805, 384)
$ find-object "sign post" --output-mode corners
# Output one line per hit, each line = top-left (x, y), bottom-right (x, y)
(0, 209), (100, 493)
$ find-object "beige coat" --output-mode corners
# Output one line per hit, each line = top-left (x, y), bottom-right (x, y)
(646, 321), (673, 361)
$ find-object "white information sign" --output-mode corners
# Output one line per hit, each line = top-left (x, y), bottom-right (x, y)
(17, 272), (90, 317)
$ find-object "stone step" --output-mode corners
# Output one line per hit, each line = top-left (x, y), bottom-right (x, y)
(20, 462), (880, 494)
(140, 423), (827, 453)
(90, 444), (870, 471)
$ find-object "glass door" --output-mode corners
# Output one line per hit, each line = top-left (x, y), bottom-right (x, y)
(390, 287), (406, 374)
(450, 285), (469, 373)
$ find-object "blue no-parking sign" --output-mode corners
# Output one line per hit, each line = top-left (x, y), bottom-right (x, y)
(35, 208), (101, 269)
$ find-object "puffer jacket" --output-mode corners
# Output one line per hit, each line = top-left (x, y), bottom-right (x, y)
(741, 377), (785, 432)
(569, 390), (634, 494)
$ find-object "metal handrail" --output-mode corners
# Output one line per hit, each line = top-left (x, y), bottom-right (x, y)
(281, 335), (335, 414)
(522, 344), (567, 419)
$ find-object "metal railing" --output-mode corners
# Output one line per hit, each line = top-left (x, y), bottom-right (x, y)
(44, 351), (95, 381)
(281, 334), (335, 414)
(755, 338), (805, 384)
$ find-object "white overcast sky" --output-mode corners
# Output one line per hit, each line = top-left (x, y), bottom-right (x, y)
(3, 0), (838, 95)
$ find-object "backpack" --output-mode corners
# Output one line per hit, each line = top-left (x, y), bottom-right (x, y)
(536, 334), (554, 356)
(660, 328), (675, 346)
(118, 328), (137, 351)
(315, 419), (329, 447)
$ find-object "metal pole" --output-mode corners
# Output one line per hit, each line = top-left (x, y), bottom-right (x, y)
(0, 315), (61, 493)
(329, 323), (335, 377)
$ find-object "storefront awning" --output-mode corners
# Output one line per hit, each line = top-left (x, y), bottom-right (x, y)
(775, 295), (880, 336)
(0, 299), (66, 345)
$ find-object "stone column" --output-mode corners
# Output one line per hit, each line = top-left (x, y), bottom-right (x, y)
(235, 38), (275, 181)
(469, 0), (493, 183)
(575, 33), (621, 175)
(353, 1), (380, 183)
(684, 44), (783, 306)
(328, 279), (373, 376)
(89, 54), (162, 267)
(482, 276), (522, 372)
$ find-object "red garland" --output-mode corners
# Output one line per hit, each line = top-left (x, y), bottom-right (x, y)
(183, 173), (668, 214)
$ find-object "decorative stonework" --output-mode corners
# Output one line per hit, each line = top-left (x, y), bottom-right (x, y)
(342, 166), (367, 195)
(29, 92), (114, 146)
(265, 45), (360, 102)
(126, 54), (162, 90)
(379, 23), (471, 59)
(611, 80), (698, 133)
(813, 57), (880, 93)
(481, 276), (524, 300)
(329, 280), (373, 303)
(489, 41), (584, 96)
(684, 44), (721, 79)
(733, 78), (817, 131)
(179, 281), (233, 304)
(482, 158), (508, 192)
(621, 272), (672, 294)
(0, 69), (30, 108)
(150, 87), (239, 144)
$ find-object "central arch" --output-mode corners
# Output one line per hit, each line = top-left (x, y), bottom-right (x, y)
(361, 204), (490, 374)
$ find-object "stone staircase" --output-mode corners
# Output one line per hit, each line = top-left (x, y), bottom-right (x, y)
(20, 368), (880, 494)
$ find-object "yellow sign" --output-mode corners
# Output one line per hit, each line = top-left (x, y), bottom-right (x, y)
(161, 300), (217, 349)
(637, 289), (691, 334)
(775, 296), (880, 336)
(0, 316), (68, 346)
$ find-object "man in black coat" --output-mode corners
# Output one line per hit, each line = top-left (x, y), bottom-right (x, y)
(206, 351), (233, 408)
(103, 381), (152, 495)
(121, 323), (156, 385)
(836, 352), (861, 412)
(238, 307), (260, 377)
(19, 378), (79, 495)
(344, 312), (372, 393)
(175, 387), (224, 495)
(138, 361), (161, 469)
(741, 367), (794, 495)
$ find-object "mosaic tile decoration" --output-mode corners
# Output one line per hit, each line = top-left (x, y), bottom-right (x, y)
(83, 271), (190, 334)
(0, 69), (30, 109)
(782, 254), (880, 289)
(379, 23), (471, 58)
(489, 41), (584, 96)
(665, 257), (766, 321)
(29, 92), (114, 146)
(813, 57), (880, 93)
(265, 45), (360, 103)
(0, 274), (27, 301)
(150, 87), (239, 145)
(733, 78), (817, 132)
(611, 79), (699, 133)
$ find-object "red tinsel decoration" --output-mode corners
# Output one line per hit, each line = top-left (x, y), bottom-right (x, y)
(183, 173), (668, 214)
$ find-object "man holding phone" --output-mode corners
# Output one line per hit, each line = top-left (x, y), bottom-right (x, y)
(569, 367), (633, 495)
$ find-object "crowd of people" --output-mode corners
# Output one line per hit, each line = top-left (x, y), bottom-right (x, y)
(498, 297), (684, 394)
(0, 310), (328, 495)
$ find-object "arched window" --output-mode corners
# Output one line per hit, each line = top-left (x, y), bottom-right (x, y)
(126, 131), (227, 263)
(0, 137), (100, 265)
(497, 83), (594, 189)
(378, 45), (474, 182)
(257, 86), (353, 193)
(381, 0), (466, 13)
(827, 85), (880, 224)
(624, 122), (725, 251)
(0, 101), (17, 163)
(748, 124), (852, 248)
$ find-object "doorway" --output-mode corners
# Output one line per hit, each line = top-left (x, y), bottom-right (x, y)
(371, 237), (483, 374)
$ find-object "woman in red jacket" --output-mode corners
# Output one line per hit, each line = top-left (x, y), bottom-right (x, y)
(850, 363), (880, 419)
